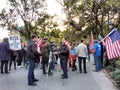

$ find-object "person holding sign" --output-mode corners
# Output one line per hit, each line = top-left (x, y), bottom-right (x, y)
(27, 35), (41, 86)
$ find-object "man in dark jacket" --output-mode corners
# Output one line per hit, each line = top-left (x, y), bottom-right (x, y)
(27, 35), (41, 86)
(0, 38), (11, 74)
(40, 37), (53, 75)
(59, 40), (69, 79)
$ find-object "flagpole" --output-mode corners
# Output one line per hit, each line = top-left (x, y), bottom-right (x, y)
(102, 28), (117, 41)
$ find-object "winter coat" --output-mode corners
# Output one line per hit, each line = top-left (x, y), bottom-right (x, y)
(0, 41), (11, 61)
(27, 40), (41, 60)
(40, 42), (50, 59)
(59, 43), (69, 60)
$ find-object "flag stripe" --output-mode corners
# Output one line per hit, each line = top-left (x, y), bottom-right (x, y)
(113, 42), (118, 58)
(105, 37), (118, 59)
(103, 28), (120, 59)
(114, 41), (119, 57)
(116, 41), (120, 56)
(105, 37), (111, 59)
(115, 41), (120, 57)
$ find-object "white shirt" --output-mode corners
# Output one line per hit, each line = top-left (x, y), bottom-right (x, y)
(77, 43), (88, 57)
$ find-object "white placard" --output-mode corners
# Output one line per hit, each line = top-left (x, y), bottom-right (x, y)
(8, 35), (22, 50)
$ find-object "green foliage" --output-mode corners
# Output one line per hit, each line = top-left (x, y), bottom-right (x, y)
(61, 0), (120, 41)
(107, 65), (113, 70)
(109, 72), (114, 78)
(114, 69), (120, 75)
(0, 0), (46, 40)
(109, 69), (120, 81)
(114, 75), (120, 81)
(116, 60), (120, 68)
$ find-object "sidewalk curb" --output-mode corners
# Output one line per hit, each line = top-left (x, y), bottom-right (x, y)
(103, 69), (118, 86)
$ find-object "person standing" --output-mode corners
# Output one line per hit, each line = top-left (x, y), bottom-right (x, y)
(86, 40), (90, 61)
(40, 37), (53, 75)
(77, 40), (88, 74)
(9, 50), (17, 71)
(93, 40), (102, 72)
(59, 40), (69, 79)
(17, 42), (24, 67)
(0, 38), (11, 74)
(70, 42), (77, 71)
(27, 35), (41, 86)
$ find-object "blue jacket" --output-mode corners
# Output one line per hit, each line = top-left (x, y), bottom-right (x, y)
(93, 42), (101, 57)
(70, 47), (77, 55)
(0, 41), (11, 61)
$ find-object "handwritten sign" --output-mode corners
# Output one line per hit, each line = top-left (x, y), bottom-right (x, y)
(8, 35), (22, 50)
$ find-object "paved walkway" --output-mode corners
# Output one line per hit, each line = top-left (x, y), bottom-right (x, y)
(0, 55), (119, 90)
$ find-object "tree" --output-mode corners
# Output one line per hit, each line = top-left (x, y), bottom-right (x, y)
(0, 0), (46, 40)
(57, 0), (120, 41)
(56, 0), (99, 41)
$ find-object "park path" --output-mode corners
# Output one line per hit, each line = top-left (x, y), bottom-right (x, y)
(0, 54), (118, 90)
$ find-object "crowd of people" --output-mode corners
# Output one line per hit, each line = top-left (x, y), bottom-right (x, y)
(0, 35), (105, 86)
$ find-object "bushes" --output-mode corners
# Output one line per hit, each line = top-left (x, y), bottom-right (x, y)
(116, 60), (120, 67)
(109, 69), (120, 81)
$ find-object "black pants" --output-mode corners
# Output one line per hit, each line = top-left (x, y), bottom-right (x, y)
(42, 57), (51, 73)
(78, 57), (87, 73)
(72, 60), (77, 70)
(17, 52), (23, 66)
(9, 55), (16, 70)
(1, 61), (9, 73)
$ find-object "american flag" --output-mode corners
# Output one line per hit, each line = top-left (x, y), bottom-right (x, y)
(36, 38), (42, 53)
(103, 28), (120, 59)
(89, 32), (94, 53)
(98, 33), (103, 41)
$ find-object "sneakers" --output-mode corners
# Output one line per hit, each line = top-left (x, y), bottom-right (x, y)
(61, 74), (64, 77)
(43, 72), (53, 75)
(33, 79), (39, 82)
(62, 76), (68, 79)
(1, 72), (4, 74)
(5, 72), (10, 74)
(48, 72), (53, 75)
(43, 72), (47, 74)
(28, 83), (37, 86)
(84, 72), (87, 74)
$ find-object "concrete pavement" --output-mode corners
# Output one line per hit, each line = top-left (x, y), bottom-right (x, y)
(0, 54), (119, 90)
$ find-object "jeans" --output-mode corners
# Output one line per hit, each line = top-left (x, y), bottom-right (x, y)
(94, 56), (102, 71)
(61, 59), (68, 77)
(28, 58), (35, 84)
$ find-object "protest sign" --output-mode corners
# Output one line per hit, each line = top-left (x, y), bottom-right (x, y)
(8, 35), (22, 50)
